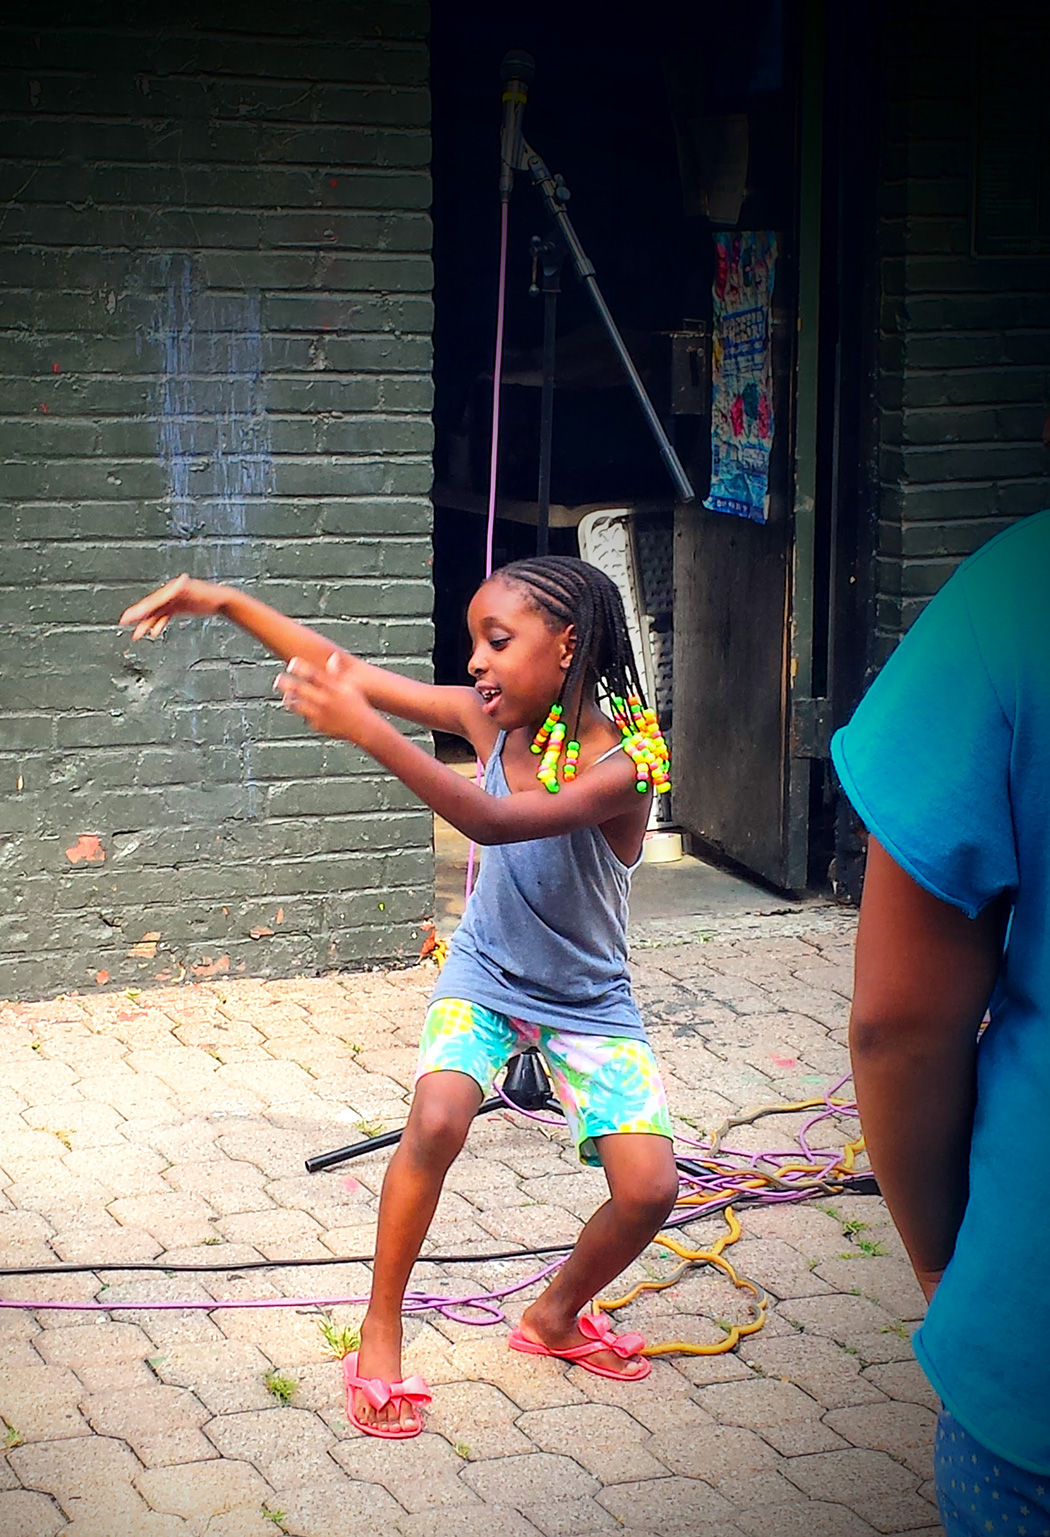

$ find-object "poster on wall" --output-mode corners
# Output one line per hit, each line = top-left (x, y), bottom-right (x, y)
(705, 230), (777, 524)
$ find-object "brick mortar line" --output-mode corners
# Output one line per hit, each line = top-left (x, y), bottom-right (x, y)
(888, 327), (1050, 339)
(0, 416), (435, 428)
(0, 368), (435, 377)
(0, 453), (435, 464)
(0, 152), (432, 169)
(0, 112), (431, 120)
(0, 533), (434, 543)
(1, 24), (428, 39)
(0, 331), (436, 342)
(0, 508), (434, 516)
(876, 473), (1048, 492)
(3, 170), (430, 191)
(2, 70), (431, 86)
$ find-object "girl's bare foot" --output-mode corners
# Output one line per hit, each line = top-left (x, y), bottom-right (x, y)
(517, 1299), (647, 1377)
(351, 1318), (422, 1434)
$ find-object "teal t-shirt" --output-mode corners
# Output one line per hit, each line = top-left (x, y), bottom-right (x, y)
(831, 509), (1050, 1473)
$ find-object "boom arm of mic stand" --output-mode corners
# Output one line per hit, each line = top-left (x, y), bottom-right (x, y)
(304, 1090), (562, 1173)
(519, 140), (696, 504)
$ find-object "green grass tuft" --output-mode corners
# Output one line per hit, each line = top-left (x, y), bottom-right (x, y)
(264, 1372), (298, 1406)
(319, 1320), (361, 1360)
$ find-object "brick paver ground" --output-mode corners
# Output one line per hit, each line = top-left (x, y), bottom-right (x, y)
(0, 905), (945, 1537)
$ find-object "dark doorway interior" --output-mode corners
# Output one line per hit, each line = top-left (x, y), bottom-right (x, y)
(429, 2), (790, 691)
(428, 3), (837, 900)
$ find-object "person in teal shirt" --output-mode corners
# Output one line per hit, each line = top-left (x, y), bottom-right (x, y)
(831, 509), (1050, 1534)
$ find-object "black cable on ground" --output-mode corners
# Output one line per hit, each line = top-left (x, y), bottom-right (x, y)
(0, 1176), (878, 1279)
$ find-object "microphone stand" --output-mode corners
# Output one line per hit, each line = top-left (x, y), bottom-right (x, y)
(529, 229), (567, 555)
(305, 1045), (561, 1173)
(519, 138), (695, 505)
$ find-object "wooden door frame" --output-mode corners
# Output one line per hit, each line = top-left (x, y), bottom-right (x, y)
(789, 0), (882, 892)
(783, 0), (827, 890)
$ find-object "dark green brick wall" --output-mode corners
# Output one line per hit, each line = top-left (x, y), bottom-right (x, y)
(876, 1), (1050, 660)
(0, 3), (435, 999)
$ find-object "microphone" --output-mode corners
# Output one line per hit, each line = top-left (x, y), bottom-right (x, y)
(499, 50), (535, 202)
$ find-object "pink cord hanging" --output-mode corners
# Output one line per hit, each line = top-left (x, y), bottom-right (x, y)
(484, 199), (510, 580)
(465, 196), (511, 900)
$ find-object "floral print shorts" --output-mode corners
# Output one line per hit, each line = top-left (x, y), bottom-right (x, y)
(416, 998), (673, 1166)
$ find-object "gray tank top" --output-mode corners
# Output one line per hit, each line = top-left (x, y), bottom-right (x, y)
(431, 732), (646, 1039)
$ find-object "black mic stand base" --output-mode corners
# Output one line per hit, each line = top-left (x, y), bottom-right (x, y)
(305, 1047), (562, 1174)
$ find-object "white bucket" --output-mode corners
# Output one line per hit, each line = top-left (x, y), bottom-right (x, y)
(642, 830), (684, 865)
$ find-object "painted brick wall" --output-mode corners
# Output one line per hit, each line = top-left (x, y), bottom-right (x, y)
(875, 0), (1050, 661)
(0, 3), (435, 999)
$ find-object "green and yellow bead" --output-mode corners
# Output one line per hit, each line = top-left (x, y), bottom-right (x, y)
(530, 701), (563, 755)
(537, 720), (566, 792)
(612, 693), (671, 795)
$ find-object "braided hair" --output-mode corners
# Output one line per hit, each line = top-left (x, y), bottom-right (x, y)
(494, 554), (649, 735)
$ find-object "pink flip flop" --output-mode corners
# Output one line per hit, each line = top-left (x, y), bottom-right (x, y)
(508, 1312), (651, 1382)
(342, 1352), (432, 1440)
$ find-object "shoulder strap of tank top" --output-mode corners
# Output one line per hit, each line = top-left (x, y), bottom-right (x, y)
(481, 731), (507, 793)
(591, 742), (624, 769)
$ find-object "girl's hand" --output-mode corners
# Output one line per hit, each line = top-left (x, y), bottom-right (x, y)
(276, 652), (377, 744)
(120, 574), (229, 640)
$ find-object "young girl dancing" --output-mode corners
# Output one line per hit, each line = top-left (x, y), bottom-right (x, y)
(121, 555), (679, 1439)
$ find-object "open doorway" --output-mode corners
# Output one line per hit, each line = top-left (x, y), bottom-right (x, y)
(428, 2), (725, 694)
(428, 1), (817, 914)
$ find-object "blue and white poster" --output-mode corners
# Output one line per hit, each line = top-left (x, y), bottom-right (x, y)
(705, 231), (777, 524)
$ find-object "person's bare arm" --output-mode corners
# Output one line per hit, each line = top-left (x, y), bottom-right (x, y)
(119, 575), (492, 752)
(850, 838), (1008, 1300)
(277, 653), (642, 845)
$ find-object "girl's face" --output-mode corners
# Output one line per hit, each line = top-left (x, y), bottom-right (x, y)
(466, 577), (574, 729)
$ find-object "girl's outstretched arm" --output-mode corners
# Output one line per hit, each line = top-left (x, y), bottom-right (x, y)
(121, 574), (341, 669)
(119, 576), (492, 752)
(277, 654), (641, 844)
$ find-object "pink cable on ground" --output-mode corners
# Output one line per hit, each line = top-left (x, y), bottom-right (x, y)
(465, 195), (512, 899)
(0, 1079), (869, 1316)
(0, 1260), (567, 1321)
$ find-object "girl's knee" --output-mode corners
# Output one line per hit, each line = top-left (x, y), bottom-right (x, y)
(650, 1168), (681, 1221)
(613, 1166), (679, 1228)
(403, 1084), (477, 1167)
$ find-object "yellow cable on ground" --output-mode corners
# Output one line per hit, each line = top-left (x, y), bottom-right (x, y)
(595, 1207), (768, 1357)
(706, 1097), (857, 1155)
(593, 1117), (868, 1357)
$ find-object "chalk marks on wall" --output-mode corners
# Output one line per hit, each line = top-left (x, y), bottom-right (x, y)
(155, 253), (274, 550)
(150, 254), (274, 813)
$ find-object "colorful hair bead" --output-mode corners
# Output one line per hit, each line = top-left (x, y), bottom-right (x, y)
(530, 700), (563, 755)
(615, 695), (671, 796)
(538, 719), (566, 792)
(532, 692), (671, 795)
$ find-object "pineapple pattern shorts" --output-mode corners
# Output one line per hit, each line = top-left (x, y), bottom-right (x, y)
(416, 998), (673, 1166)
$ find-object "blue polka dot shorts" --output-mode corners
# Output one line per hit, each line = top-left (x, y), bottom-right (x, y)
(936, 1409), (1050, 1535)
